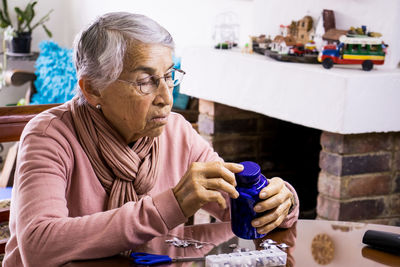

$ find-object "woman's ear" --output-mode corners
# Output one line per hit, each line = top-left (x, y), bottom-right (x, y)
(79, 78), (101, 106)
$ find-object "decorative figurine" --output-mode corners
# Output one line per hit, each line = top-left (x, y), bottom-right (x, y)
(265, 15), (319, 64)
(213, 12), (239, 50)
(321, 9), (348, 45)
(251, 34), (272, 55)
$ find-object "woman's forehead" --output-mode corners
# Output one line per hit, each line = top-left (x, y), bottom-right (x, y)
(123, 43), (173, 72)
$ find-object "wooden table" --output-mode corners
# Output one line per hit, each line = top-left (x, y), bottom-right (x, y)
(66, 219), (400, 266)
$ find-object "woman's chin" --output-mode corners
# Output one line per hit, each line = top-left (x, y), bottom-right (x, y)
(146, 125), (166, 138)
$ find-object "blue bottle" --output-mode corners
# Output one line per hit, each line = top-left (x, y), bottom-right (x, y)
(231, 161), (269, 239)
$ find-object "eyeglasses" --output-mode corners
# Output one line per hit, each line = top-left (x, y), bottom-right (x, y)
(117, 68), (186, 95)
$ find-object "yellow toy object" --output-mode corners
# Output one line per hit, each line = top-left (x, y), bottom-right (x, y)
(17, 98), (26, 106)
(305, 41), (317, 52)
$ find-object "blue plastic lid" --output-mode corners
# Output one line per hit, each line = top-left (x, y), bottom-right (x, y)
(235, 161), (261, 185)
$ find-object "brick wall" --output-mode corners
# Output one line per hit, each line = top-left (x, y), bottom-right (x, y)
(317, 131), (400, 225)
(199, 100), (321, 217)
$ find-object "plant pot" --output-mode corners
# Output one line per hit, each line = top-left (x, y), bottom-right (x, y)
(10, 32), (32, 54)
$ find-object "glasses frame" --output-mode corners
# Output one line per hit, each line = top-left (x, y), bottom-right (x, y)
(117, 68), (186, 95)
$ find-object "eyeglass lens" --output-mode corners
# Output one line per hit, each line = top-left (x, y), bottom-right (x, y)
(140, 69), (184, 93)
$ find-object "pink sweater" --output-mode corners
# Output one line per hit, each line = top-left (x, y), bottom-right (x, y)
(3, 101), (299, 266)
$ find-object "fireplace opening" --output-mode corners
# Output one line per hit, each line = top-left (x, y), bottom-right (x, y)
(197, 101), (322, 219)
(259, 119), (322, 219)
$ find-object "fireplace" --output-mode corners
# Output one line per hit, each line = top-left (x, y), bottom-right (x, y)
(198, 100), (321, 219)
(198, 99), (400, 225)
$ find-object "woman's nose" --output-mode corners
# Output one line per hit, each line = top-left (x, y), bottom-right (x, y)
(153, 79), (173, 106)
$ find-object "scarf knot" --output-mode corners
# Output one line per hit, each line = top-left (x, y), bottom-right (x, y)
(71, 98), (159, 209)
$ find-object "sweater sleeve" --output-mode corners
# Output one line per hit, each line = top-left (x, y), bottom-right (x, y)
(12, 133), (186, 266)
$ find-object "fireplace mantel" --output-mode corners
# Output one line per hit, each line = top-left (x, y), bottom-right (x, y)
(180, 47), (400, 134)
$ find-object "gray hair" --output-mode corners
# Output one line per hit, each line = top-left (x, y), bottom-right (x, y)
(73, 12), (175, 104)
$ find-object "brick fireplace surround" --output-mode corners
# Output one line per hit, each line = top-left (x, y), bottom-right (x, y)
(197, 99), (400, 226)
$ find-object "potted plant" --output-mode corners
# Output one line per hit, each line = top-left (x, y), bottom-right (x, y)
(0, 0), (52, 54)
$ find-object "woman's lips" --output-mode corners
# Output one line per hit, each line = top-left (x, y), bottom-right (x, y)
(151, 114), (168, 123)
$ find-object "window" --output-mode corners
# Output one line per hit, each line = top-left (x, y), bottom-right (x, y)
(352, 44), (359, 53)
(360, 44), (368, 52)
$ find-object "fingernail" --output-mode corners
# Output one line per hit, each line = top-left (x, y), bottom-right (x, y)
(253, 220), (260, 226)
(260, 192), (267, 198)
(236, 163), (244, 169)
(254, 205), (262, 212)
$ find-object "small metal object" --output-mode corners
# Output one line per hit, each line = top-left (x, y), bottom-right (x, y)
(259, 239), (277, 249)
(260, 239), (290, 252)
(165, 236), (208, 249)
(277, 243), (289, 250)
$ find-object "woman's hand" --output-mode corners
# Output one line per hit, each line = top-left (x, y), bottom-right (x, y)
(251, 177), (294, 234)
(173, 161), (243, 218)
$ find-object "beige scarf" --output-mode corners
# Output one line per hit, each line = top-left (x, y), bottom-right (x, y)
(70, 97), (159, 210)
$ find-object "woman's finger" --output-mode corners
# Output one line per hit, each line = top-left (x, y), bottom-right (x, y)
(203, 178), (239, 198)
(200, 161), (243, 186)
(259, 177), (285, 199)
(255, 202), (291, 234)
(251, 198), (292, 228)
(223, 162), (244, 173)
(257, 212), (287, 235)
(203, 189), (227, 209)
(254, 186), (292, 213)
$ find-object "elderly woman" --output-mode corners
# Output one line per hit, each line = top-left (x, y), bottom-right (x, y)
(4, 12), (299, 266)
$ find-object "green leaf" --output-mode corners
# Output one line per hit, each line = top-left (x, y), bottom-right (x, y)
(30, 9), (53, 32)
(14, 7), (24, 32)
(0, 10), (11, 27)
(42, 24), (52, 38)
(25, 3), (34, 22)
(26, 1), (37, 21)
(23, 1), (37, 31)
(30, 2), (37, 25)
(2, 0), (11, 24)
(14, 7), (24, 18)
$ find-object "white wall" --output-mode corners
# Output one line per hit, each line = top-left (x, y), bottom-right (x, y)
(65, 0), (255, 56)
(8, 0), (254, 54)
(6, 0), (400, 66)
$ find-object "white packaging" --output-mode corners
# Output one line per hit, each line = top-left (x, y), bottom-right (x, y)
(205, 246), (287, 267)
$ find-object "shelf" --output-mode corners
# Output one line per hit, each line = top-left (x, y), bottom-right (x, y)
(180, 47), (400, 134)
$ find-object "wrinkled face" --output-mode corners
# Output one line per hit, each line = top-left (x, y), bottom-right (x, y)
(96, 43), (174, 143)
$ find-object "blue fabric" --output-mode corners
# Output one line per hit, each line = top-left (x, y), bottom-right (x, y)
(31, 41), (77, 104)
(172, 56), (189, 110)
(0, 187), (12, 199)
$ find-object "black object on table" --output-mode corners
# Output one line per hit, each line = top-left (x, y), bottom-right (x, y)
(362, 229), (400, 255)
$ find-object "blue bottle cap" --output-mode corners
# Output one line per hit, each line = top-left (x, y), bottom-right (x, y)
(236, 161), (261, 185)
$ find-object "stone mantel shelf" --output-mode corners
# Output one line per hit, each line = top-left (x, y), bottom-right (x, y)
(180, 47), (400, 134)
